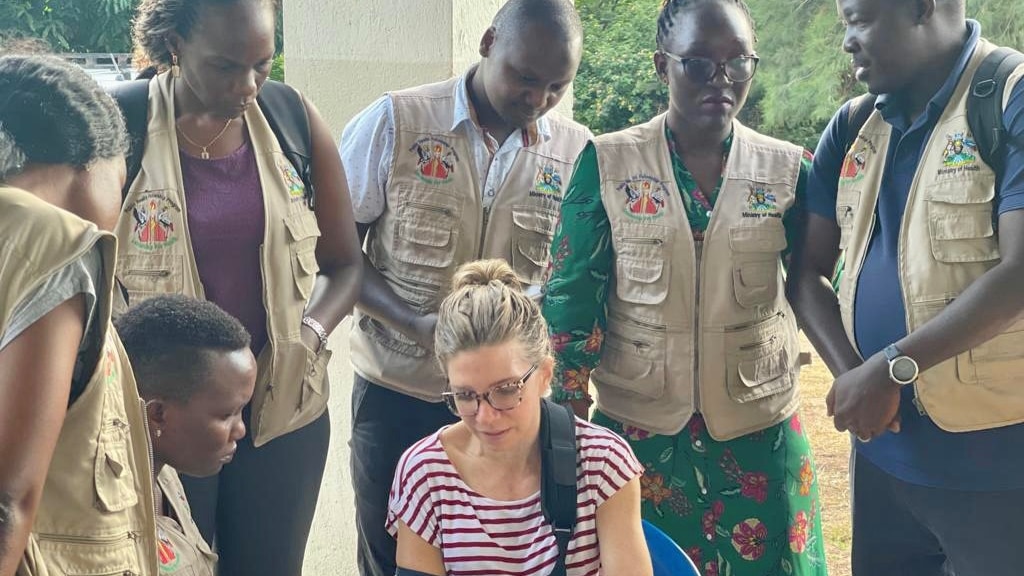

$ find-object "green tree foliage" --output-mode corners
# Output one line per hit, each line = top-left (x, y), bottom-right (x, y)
(0, 0), (135, 52)
(575, 0), (1024, 148)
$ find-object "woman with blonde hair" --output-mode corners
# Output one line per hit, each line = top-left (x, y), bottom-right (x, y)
(387, 259), (652, 576)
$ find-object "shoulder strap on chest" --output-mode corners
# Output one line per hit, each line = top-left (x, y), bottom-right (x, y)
(539, 398), (577, 576)
(257, 81), (316, 209)
(843, 93), (878, 153)
(106, 80), (150, 203)
(967, 47), (1024, 172)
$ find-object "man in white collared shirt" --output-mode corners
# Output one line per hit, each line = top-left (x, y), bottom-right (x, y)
(338, 1), (591, 574)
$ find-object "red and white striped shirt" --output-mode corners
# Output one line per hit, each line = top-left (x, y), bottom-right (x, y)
(387, 418), (643, 576)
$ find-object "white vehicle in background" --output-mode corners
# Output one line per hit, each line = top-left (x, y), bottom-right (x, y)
(62, 52), (136, 87)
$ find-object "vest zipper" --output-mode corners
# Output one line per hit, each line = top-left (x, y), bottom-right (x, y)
(405, 202), (455, 218)
(620, 237), (665, 246)
(694, 242), (703, 413)
(123, 269), (171, 278)
(35, 531), (138, 545)
(139, 398), (160, 518)
(724, 311), (785, 333)
(739, 334), (778, 351)
(608, 311), (667, 332)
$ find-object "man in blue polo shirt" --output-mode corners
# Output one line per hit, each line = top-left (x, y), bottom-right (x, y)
(788, 0), (1024, 574)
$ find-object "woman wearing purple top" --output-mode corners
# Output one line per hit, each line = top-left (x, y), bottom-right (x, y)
(113, 0), (363, 574)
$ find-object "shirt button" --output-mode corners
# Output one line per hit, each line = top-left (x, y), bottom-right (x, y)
(695, 440), (703, 448)
(701, 487), (708, 495)
(706, 533), (713, 541)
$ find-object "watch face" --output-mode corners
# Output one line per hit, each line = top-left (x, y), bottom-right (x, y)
(892, 357), (918, 383)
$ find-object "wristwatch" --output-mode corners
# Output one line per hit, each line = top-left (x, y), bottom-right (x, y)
(883, 343), (919, 386)
(301, 316), (329, 353)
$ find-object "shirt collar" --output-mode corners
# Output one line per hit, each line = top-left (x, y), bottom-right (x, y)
(452, 66), (551, 147)
(875, 19), (981, 131)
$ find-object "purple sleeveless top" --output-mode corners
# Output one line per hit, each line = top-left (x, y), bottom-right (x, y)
(180, 141), (269, 354)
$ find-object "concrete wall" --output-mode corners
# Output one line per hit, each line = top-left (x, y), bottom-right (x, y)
(284, 0), (573, 139)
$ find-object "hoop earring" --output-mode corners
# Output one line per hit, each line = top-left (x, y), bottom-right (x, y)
(171, 53), (181, 78)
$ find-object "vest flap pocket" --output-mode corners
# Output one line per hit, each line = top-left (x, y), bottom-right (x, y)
(596, 322), (666, 399)
(94, 435), (138, 513)
(927, 207), (999, 263)
(397, 218), (454, 248)
(511, 206), (558, 236)
(118, 254), (184, 296)
(613, 222), (671, 260)
(957, 322), (1024, 384)
(301, 344), (332, 413)
(726, 335), (792, 403)
(732, 260), (780, 308)
(615, 257), (668, 305)
(515, 241), (550, 267)
(836, 190), (860, 249)
(291, 248), (319, 300)
(729, 223), (788, 253)
(284, 210), (322, 243)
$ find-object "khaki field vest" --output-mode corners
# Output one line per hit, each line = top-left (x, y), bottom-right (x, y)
(349, 76), (591, 401)
(155, 468), (216, 576)
(593, 116), (803, 440)
(837, 39), (1024, 432)
(114, 72), (331, 447)
(1, 187), (158, 576)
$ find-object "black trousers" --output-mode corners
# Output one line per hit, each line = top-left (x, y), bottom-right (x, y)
(350, 375), (457, 576)
(851, 450), (1024, 576)
(181, 408), (330, 575)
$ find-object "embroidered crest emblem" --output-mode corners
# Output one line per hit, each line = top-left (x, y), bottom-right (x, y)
(102, 337), (118, 386)
(157, 528), (180, 572)
(411, 137), (459, 184)
(530, 163), (563, 199)
(619, 175), (668, 220)
(942, 132), (977, 168)
(130, 192), (180, 251)
(277, 156), (305, 200)
(839, 150), (868, 183)
(746, 186), (778, 212)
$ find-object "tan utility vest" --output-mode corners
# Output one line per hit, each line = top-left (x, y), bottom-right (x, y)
(350, 76), (591, 401)
(155, 468), (216, 576)
(1, 187), (158, 576)
(113, 72), (331, 447)
(837, 39), (1024, 432)
(592, 116), (803, 440)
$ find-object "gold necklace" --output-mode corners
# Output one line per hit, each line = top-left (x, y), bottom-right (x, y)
(176, 118), (234, 160)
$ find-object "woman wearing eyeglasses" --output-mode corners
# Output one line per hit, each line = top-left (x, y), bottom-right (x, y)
(542, 1), (828, 575)
(387, 259), (652, 576)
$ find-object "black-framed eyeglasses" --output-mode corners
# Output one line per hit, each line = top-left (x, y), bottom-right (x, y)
(442, 364), (538, 417)
(659, 51), (760, 84)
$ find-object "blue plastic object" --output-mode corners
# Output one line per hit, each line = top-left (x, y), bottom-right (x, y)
(642, 520), (701, 576)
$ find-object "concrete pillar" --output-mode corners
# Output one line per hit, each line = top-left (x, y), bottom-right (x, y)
(283, 0), (573, 138)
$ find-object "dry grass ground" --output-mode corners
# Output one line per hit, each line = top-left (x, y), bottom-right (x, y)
(798, 337), (853, 576)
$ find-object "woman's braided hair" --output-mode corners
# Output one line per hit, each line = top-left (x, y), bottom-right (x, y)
(0, 55), (127, 180)
(656, 0), (756, 49)
(132, 0), (280, 72)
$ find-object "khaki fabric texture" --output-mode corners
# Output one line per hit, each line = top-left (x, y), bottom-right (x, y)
(349, 76), (590, 401)
(1, 187), (158, 576)
(154, 467), (217, 576)
(836, 39), (1024, 432)
(593, 115), (804, 440)
(114, 72), (330, 447)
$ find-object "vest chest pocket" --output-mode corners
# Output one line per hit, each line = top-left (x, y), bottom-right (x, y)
(925, 178), (999, 263)
(835, 189), (860, 249)
(118, 254), (184, 303)
(391, 199), (460, 277)
(94, 430), (139, 513)
(612, 224), (672, 305)
(596, 320), (667, 399)
(510, 206), (558, 286)
(729, 225), (786, 308)
(284, 211), (322, 301)
(725, 313), (793, 403)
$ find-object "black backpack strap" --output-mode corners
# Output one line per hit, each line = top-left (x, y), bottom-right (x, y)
(257, 80), (316, 209)
(539, 398), (577, 576)
(967, 47), (1024, 172)
(106, 79), (151, 203)
(844, 93), (878, 152)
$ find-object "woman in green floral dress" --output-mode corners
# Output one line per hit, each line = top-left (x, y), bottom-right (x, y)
(541, 1), (828, 575)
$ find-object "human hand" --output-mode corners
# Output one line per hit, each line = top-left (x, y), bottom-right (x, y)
(827, 353), (902, 441)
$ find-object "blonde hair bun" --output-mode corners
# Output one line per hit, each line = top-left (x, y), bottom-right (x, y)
(450, 259), (523, 292)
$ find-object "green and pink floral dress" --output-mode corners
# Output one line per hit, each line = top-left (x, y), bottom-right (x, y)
(542, 130), (828, 576)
